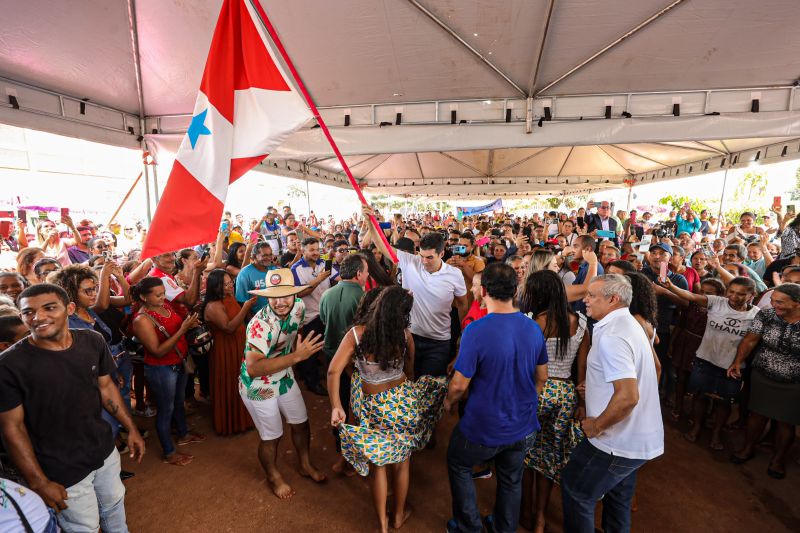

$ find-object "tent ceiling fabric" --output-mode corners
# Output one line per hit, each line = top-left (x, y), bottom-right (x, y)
(2, 0), (800, 197)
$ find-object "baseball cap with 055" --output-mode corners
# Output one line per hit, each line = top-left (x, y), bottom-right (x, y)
(248, 268), (307, 298)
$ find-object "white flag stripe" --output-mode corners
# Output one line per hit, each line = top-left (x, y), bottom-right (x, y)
(176, 93), (233, 203)
(231, 87), (312, 159)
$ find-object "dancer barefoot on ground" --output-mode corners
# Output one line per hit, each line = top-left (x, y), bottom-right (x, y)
(238, 269), (327, 498)
(328, 287), (447, 533)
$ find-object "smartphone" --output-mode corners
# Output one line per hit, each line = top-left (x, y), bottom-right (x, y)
(378, 222), (392, 230)
(324, 258), (333, 271)
(17, 210), (26, 223)
(60, 207), (69, 218)
(200, 248), (210, 261)
(788, 204), (796, 215)
(249, 231), (260, 244)
(659, 261), (668, 282)
(596, 230), (616, 239)
(773, 196), (782, 211)
(475, 236), (490, 246)
(701, 244), (714, 257)
(0, 211), (13, 218)
(451, 245), (467, 255)
(639, 235), (653, 250)
(101, 250), (112, 261)
(220, 220), (230, 234)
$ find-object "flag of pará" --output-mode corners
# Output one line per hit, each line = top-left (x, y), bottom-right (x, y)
(142, 0), (312, 258)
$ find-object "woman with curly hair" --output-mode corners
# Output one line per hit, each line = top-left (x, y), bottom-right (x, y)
(327, 286), (447, 533)
(15, 247), (44, 286)
(518, 270), (589, 533)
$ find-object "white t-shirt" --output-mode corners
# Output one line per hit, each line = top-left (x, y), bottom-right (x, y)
(396, 249), (467, 341)
(290, 257), (333, 323)
(696, 295), (759, 369)
(586, 307), (664, 460)
(150, 267), (185, 302)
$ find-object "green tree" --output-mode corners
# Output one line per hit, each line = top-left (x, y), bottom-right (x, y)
(286, 184), (307, 200)
(733, 171), (767, 203)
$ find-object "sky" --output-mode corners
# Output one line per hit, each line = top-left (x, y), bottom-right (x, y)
(0, 124), (797, 226)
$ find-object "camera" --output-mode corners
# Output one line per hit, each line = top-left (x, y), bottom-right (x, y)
(450, 245), (468, 256)
(743, 234), (759, 244)
(653, 221), (676, 239)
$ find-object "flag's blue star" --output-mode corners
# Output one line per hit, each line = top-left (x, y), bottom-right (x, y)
(187, 109), (211, 149)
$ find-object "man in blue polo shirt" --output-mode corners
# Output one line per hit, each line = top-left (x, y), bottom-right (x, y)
(235, 242), (277, 314)
(444, 262), (549, 533)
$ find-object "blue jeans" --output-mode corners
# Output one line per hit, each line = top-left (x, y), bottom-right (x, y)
(447, 424), (535, 533)
(561, 439), (647, 533)
(57, 448), (128, 533)
(144, 364), (188, 457)
(101, 354), (133, 440)
(412, 334), (451, 378)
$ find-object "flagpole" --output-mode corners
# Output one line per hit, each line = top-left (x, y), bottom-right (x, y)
(248, 0), (398, 262)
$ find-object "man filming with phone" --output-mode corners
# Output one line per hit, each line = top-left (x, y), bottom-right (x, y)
(446, 232), (485, 302)
(585, 201), (619, 245)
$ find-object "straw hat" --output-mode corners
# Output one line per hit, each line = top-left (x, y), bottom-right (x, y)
(248, 268), (307, 298)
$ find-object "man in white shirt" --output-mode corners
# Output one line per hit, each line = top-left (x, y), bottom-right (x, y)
(561, 274), (663, 533)
(363, 206), (468, 377)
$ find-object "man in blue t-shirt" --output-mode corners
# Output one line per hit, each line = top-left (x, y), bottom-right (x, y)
(444, 262), (548, 533)
(235, 242), (277, 314)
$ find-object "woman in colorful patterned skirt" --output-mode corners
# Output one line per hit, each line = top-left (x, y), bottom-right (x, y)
(518, 270), (589, 533)
(328, 286), (447, 533)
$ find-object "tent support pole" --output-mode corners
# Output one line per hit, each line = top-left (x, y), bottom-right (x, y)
(127, 0), (153, 220)
(536, 0), (686, 95)
(626, 184), (633, 212)
(305, 176), (311, 215)
(405, 0), (526, 97)
(152, 161), (160, 204)
(716, 167), (730, 232)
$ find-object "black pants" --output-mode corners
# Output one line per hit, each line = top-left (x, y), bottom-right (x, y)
(412, 334), (451, 378)
(297, 316), (325, 388)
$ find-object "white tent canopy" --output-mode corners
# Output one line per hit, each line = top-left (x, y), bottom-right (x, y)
(2, 0), (800, 198)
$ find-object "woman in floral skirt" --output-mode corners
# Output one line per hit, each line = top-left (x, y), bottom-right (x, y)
(328, 286), (447, 533)
(518, 270), (589, 533)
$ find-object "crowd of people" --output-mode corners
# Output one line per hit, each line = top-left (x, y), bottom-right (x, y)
(0, 198), (798, 532)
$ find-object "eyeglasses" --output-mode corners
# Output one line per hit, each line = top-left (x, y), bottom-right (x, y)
(335, 248), (349, 253)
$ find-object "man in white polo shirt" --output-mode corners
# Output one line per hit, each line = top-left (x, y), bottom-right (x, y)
(561, 274), (663, 533)
(290, 237), (336, 395)
(363, 206), (468, 377)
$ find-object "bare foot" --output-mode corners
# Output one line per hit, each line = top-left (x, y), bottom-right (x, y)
(162, 451), (193, 466)
(299, 463), (327, 483)
(332, 458), (357, 477)
(683, 431), (699, 443)
(392, 504), (412, 529)
(267, 473), (295, 499)
(379, 515), (389, 533)
(177, 432), (206, 446)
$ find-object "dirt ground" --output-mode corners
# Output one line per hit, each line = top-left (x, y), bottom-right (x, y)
(123, 391), (799, 533)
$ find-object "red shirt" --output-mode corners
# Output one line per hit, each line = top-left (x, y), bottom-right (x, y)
(139, 302), (187, 366)
(461, 300), (488, 330)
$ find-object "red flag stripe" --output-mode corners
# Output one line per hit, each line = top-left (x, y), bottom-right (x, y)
(142, 161), (224, 258)
(200, 0), (291, 124)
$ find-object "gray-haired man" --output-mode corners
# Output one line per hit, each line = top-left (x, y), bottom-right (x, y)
(561, 274), (664, 533)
